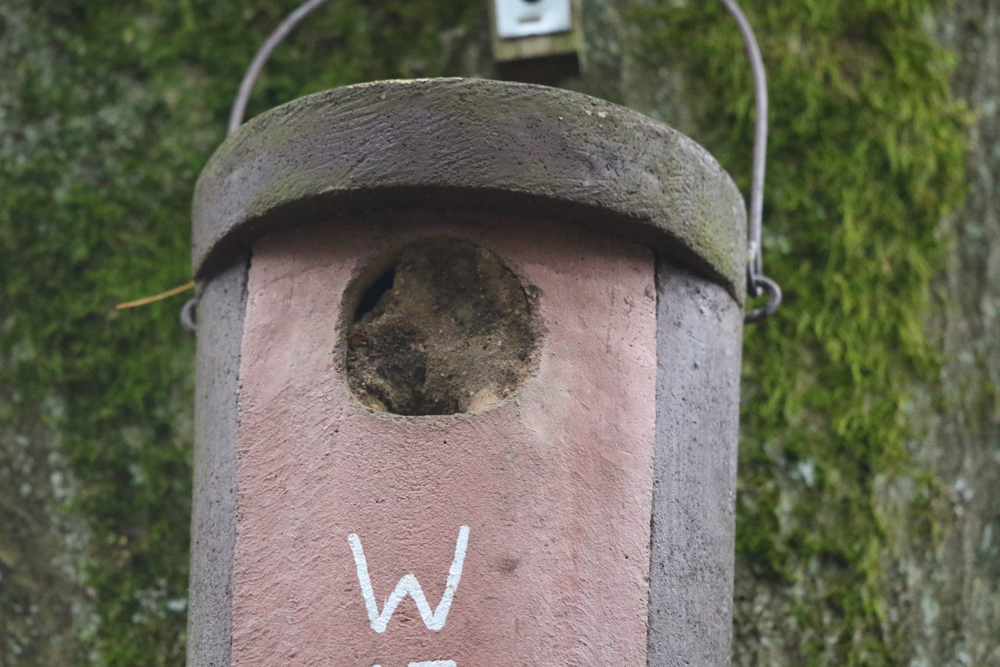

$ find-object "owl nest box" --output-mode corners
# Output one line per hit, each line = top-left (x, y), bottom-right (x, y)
(187, 78), (746, 667)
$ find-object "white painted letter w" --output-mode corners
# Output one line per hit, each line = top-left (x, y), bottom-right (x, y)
(348, 526), (470, 633)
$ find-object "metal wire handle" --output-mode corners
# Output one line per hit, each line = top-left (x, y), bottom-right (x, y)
(225, 0), (781, 322)
(718, 0), (782, 322)
(228, 0), (330, 136)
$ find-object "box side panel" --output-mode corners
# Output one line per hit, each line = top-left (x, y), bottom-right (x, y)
(188, 258), (249, 667)
(649, 259), (744, 667)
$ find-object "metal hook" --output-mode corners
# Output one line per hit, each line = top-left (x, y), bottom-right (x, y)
(744, 274), (782, 323)
(180, 297), (198, 333)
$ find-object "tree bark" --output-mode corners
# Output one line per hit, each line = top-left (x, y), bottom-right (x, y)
(886, 2), (1000, 664)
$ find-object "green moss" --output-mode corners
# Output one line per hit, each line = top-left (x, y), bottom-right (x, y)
(629, 1), (969, 664)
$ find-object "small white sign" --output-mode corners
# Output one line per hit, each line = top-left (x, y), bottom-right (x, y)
(495, 0), (572, 39)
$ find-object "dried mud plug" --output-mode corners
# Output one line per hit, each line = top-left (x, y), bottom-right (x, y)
(345, 237), (538, 416)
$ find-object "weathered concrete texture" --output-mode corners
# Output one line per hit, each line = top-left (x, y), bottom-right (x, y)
(192, 78), (746, 303)
(346, 237), (537, 415)
(187, 257), (249, 667)
(648, 258), (744, 667)
(878, 4), (1000, 666)
(231, 212), (656, 667)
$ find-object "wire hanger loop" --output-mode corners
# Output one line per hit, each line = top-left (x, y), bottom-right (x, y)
(226, 0), (781, 323)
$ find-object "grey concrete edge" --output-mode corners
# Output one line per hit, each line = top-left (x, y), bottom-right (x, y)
(649, 256), (744, 667)
(192, 78), (747, 305)
(187, 255), (249, 667)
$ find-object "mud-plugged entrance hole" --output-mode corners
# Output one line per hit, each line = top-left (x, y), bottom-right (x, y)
(345, 237), (537, 416)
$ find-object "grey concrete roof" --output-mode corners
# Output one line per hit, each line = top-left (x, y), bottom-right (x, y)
(192, 78), (747, 303)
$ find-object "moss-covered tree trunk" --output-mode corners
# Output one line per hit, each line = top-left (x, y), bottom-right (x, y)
(884, 2), (1000, 664)
(1, 1), (996, 665)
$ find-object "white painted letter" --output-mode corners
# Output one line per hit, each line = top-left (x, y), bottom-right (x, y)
(348, 526), (470, 633)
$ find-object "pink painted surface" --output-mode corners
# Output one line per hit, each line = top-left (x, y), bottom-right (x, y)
(232, 212), (657, 667)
